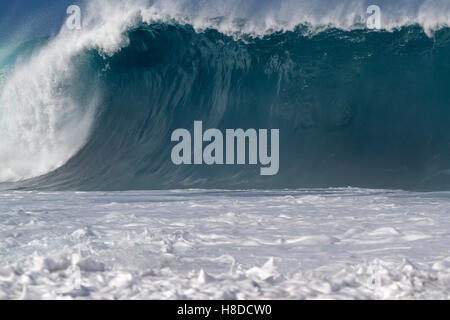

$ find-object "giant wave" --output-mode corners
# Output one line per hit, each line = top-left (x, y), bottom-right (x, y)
(1, 0), (450, 190)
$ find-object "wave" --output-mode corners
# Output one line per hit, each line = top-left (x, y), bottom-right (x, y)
(81, 0), (450, 37)
(1, 0), (450, 190)
(85, 0), (450, 37)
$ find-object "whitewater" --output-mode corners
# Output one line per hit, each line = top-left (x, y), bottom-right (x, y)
(1, 188), (450, 299)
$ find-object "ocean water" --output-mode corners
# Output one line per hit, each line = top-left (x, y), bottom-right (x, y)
(1, 0), (450, 299)
(0, 0), (449, 190)
(1, 188), (450, 299)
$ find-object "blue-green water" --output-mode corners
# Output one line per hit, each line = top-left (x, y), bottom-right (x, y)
(1, 23), (450, 190)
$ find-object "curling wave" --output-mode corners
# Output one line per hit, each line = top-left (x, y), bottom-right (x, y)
(1, 0), (450, 190)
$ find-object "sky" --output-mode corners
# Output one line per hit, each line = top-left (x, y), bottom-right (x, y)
(0, 0), (82, 44)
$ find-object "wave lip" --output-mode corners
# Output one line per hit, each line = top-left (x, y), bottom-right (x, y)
(126, 0), (450, 36)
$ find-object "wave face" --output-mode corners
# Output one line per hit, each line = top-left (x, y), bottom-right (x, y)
(1, 0), (450, 190)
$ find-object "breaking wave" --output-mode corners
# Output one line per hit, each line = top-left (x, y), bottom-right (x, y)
(1, 0), (450, 190)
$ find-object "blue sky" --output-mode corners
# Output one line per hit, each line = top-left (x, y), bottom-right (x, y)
(0, 0), (81, 44)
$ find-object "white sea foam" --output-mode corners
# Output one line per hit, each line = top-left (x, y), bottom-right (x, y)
(1, 188), (450, 299)
(0, 53), (96, 182)
(110, 0), (450, 36)
(0, 2), (136, 182)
